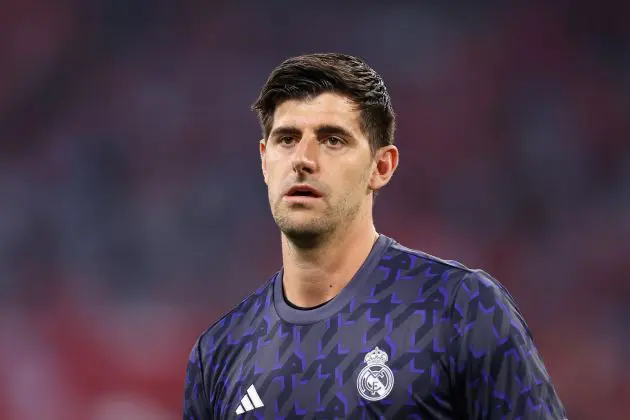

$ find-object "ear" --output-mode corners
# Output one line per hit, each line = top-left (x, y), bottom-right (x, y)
(259, 139), (268, 185)
(369, 145), (399, 191)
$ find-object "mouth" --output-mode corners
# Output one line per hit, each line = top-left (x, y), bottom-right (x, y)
(284, 185), (323, 199)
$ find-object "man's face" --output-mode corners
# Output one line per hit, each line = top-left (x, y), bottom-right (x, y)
(260, 92), (376, 241)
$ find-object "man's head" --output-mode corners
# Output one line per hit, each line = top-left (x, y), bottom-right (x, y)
(253, 53), (399, 245)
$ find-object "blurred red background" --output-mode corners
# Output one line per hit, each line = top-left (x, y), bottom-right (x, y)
(0, 1), (628, 419)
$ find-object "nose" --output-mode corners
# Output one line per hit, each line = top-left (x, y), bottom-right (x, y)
(291, 136), (319, 175)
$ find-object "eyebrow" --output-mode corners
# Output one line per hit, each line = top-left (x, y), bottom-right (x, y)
(269, 124), (355, 139)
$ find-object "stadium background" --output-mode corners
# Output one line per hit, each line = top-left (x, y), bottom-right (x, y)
(1, 1), (628, 419)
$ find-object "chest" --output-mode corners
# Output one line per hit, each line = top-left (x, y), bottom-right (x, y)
(210, 306), (453, 419)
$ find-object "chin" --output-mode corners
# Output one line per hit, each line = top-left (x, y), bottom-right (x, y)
(275, 215), (333, 244)
(279, 219), (326, 236)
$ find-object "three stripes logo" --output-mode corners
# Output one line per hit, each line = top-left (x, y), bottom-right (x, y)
(235, 384), (264, 415)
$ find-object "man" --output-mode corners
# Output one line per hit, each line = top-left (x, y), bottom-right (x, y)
(183, 53), (567, 419)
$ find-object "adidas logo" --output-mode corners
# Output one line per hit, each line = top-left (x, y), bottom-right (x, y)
(235, 384), (264, 415)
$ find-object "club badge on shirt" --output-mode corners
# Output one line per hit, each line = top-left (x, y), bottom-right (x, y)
(357, 346), (395, 401)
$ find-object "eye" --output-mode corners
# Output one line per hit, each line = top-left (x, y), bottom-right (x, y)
(278, 136), (295, 146)
(324, 136), (344, 147)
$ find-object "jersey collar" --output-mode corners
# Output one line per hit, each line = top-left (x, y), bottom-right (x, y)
(273, 234), (392, 324)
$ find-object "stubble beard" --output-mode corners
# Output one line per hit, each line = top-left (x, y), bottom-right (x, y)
(272, 192), (362, 250)
(271, 164), (373, 249)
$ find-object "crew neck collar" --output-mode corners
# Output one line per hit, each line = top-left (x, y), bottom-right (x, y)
(273, 234), (392, 325)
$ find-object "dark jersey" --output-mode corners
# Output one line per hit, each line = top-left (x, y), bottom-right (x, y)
(183, 235), (566, 419)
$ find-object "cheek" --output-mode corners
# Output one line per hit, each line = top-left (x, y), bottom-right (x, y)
(346, 159), (372, 183)
(265, 159), (286, 194)
(336, 168), (367, 194)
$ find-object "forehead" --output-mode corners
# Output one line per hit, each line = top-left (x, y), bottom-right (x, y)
(271, 92), (362, 134)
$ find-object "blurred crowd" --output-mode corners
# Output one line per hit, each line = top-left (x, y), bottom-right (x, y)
(0, 1), (628, 419)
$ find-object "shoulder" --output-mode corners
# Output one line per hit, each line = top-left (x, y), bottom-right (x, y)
(446, 267), (534, 357)
(388, 239), (474, 273)
(384, 237), (474, 291)
(450, 268), (525, 326)
(385, 237), (522, 321)
(388, 239), (533, 359)
(196, 274), (276, 356)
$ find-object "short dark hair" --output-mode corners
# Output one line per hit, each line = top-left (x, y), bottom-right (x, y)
(252, 53), (396, 153)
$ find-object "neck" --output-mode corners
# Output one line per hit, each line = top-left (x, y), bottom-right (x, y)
(280, 211), (379, 309)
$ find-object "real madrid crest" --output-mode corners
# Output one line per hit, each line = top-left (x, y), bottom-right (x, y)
(356, 346), (395, 401)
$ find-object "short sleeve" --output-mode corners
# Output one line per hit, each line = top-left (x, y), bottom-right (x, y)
(447, 271), (567, 419)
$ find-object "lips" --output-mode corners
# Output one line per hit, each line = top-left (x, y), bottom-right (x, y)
(285, 184), (322, 198)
